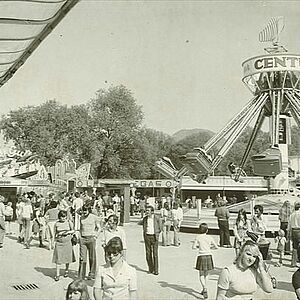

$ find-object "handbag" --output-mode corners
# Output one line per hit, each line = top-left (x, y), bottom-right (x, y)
(68, 220), (77, 246)
(71, 234), (78, 246)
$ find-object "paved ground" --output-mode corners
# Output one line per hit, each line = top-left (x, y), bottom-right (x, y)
(0, 221), (297, 300)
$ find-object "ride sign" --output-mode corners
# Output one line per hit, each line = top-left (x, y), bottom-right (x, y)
(133, 179), (174, 188)
(243, 54), (300, 78)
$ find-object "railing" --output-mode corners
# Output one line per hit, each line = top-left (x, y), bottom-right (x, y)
(181, 209), (280, 233)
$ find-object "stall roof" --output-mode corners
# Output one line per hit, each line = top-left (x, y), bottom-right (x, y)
(0, 176), (28, 186)
(0, 0), (79, 88)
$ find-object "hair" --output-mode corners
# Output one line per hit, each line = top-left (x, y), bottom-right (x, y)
(58, 210), (67, 219)
(163, 202), (169, 210)
(173, 202), (178, 209)
(198, 223), (208, 234)
(278, 229), (285, 237)
(105, 236), (123, 255)
(254, 204), (263, 214)
(82, 204), (92, 213)
(66, 279), (90, 300)
(50, 200), (58, 209)
(236, 209), (247, 225)
(147, 205), (154, 212)
(75, 192), (80, 198)
(106, 214), (119, 224)
(295, 202), (300, 211)
(235, 240), (260, 269)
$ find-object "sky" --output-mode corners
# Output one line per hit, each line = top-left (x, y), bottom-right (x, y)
(0, 1), (300, 136)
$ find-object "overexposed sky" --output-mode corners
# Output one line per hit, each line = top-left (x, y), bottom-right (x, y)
(0, 0), (300, 135)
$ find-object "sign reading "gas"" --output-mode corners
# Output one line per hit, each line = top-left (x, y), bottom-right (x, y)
(133, 180), (174, 188)
(243, 54), (300, 78)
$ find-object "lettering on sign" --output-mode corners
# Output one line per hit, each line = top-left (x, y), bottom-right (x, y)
(133, 180), (174, 188)
(243, 54), (300, 78)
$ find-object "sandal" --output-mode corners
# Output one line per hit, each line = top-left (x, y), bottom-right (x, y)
(201, 289), (208, 299)
(64, 271), (69, 278)
(54, 276), (60, 281)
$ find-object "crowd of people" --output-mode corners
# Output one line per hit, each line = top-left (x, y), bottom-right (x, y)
(1, 190), (300, 299)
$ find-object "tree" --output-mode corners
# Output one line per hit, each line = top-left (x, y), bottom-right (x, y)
(0, 85), (173, 179)
(0, 100), (93, 166)
(88, 85), (144, 178)
(1, 100), (66, 165)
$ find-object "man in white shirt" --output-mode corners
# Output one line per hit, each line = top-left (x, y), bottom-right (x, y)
(0, 196), (6, 248)
(139, 206), (162, 275)
(112, 193), (120, 215)
(72, 192), (84, 230)
(20, 197), (33, 249)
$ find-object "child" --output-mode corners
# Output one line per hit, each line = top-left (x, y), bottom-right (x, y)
(66, 279), (91, 300)
(275, 229), (287, 267)
(29, 207), (46, 248)
(192, 223), (218, 299)
(5, 202), (13, 234)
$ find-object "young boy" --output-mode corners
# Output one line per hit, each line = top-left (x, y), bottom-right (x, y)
(275, 229), (287, 267)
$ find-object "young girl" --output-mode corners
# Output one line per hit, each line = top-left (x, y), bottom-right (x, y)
(192, 223), (218, 299)
(275, 229), (287, 267)
(233, 209), (251, 256)
(66, 279), (91, 300)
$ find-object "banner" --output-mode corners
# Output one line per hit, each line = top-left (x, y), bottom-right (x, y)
(243, 54), (300, 78)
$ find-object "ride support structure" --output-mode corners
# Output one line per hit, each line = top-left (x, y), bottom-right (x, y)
(180, 18), (300, 193)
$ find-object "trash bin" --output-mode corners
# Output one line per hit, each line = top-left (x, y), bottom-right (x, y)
(258, 240), (270, 260)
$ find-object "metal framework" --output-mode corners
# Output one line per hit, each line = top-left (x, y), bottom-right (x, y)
(156, 20), (300, 185)
(0, 0), (79, 87)
(180, 56), (300, 183)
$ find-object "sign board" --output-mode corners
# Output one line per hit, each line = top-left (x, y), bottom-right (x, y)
(243, 54), (300, 78)
(0, 179), (27, 186)
(133, 179), (174, 188)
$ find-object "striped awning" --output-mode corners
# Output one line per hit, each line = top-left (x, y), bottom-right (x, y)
(0, 0), (79, 88)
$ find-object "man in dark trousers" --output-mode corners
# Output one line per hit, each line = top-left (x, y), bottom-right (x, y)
(140, 205), (162, 275)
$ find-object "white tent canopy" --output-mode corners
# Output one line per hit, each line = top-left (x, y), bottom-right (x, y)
(0, 0), (79, 87)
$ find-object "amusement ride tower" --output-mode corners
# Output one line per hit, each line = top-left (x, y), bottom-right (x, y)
(156, 17), (300, 194)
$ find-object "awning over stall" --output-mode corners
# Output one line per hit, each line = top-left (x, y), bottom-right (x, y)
(0, 0), (79, 87)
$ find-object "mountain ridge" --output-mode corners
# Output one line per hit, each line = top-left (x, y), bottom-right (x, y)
(172, 128), (215, 143)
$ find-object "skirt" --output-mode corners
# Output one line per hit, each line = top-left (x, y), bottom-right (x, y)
(195, 255), (214, 272)
(52, 236), (76, 265)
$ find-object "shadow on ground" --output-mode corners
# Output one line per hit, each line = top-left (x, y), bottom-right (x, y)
(6, 234), (18, 241)
(158, 281), (202, 299)
(276, 280), (295, 293)
(34, 267), (95, 287)
(130, 264), (148, 274)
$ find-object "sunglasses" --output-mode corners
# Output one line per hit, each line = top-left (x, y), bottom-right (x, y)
(106, 252), (120, 257)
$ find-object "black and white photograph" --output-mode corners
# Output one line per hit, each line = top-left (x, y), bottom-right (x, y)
(0, 1), (300, 299)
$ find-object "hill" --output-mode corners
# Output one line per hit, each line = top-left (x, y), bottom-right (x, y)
(172, 128), (215, 143)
